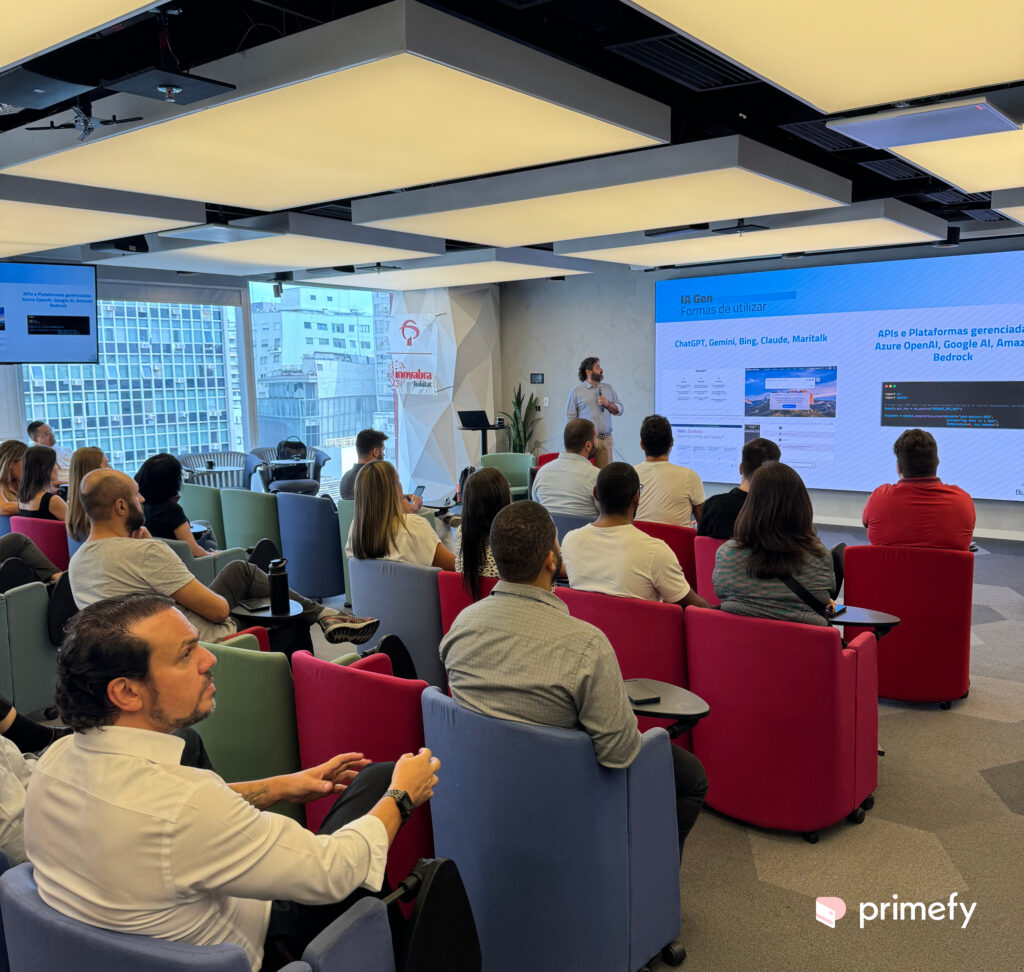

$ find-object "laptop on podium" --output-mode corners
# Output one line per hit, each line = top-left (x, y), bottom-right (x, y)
(457, 410), (492, 429)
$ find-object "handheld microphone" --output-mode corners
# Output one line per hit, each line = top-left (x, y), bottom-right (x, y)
(598, 382), (605, 412)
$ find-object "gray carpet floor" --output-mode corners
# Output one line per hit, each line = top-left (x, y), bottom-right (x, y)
(644, 528), (1024, 972)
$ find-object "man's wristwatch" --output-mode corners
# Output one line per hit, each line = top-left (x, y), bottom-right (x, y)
(386, 788), (414, 824)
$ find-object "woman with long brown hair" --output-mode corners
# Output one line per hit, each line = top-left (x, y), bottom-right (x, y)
(17, 446), (66, 521)
(712, 461), (835, 625)
(0, 440), (26, 517)
(455, 467), (511, 600)
(347, 460), (455, 570)
(65, 447), (110, 542)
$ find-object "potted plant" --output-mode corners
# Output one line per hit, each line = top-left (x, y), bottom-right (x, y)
(498, 383), (541, 454)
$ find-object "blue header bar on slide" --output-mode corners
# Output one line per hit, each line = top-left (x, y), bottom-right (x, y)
(655, 251), (1024, 322)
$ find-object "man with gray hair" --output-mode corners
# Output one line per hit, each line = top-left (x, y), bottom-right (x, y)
(440, 500), (706, 858)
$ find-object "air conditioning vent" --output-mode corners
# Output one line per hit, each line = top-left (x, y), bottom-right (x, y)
(963, 208), (1003, 221)
(858, 158), (925, 181)
(780, 119), (861, 152)
(608, 33), (756, 91)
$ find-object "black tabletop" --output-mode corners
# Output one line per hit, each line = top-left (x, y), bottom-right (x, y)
(624, 678), (710, 722)
(230, 598), (304, 623)
(828, 605), (901, 630)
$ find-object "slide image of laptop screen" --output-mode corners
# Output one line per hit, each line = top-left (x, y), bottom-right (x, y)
(745, 367), (836, 418)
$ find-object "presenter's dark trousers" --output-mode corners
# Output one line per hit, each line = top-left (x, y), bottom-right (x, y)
(260, 762), (395, 971)
(672, 745), (708, 861)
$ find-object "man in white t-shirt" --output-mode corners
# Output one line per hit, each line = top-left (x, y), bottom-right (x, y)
(531, 419), (600, 518)
(561, 462), (709, 607)
(634, 414), (705, 527)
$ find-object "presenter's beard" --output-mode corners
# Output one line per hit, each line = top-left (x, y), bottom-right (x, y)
(593, 370), (604, 382)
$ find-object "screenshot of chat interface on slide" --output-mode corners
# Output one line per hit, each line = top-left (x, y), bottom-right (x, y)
(654, 251), (1024, 503)
(0, 263), (97, 364)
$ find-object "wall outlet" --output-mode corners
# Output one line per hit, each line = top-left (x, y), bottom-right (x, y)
(542, 396), (550, 408)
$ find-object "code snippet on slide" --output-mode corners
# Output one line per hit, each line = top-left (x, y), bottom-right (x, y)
(881, 381), (1024, 429)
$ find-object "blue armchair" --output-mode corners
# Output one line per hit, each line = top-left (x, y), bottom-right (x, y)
(277, 492), (345, 599)
(421, 688), (682, 972)
(0, 582), (56, 714)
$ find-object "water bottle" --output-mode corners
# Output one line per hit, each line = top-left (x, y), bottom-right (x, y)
(267, 558), (290, 615)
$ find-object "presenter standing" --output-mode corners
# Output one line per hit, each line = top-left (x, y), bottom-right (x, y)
(565, 357), (622, 468)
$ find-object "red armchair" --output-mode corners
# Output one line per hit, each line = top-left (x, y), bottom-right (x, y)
(555, 587), (691, 749)
(693, 536), (726, 606)
(291, 650), (432, 885)
(634, 520), (697, 590)
(685, 607), (877, 840)
(844, 544), (973, 706)
(10, 518), (69, 572)
(438, 571), (498, 635)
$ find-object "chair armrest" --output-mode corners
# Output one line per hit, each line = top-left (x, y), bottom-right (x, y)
(302, 897), (396, 972)
(626, 728), (681, 968)
(843, 631), (879, 800)
(3, 583), (57, 713)
(278, 964), (311, 971)
(212, 547), (247, 572)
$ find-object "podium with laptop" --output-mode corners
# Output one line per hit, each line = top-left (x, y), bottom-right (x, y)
(458, 410), (503, 457)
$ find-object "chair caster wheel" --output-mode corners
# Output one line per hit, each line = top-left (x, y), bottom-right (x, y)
(940, 701), (952, 710)
(802, 831), (819, 844)
(848, 807), (866, 824)
(661, 942), (687, 965)
(860, 795), (875, 811)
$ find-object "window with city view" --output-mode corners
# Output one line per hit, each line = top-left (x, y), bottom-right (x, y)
(21, 298), (244, 471)
(249, 282), (395, 495)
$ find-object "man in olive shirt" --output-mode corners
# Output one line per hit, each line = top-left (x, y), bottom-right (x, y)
(698, 438), (781, 540)
(440, 501), (706, 855)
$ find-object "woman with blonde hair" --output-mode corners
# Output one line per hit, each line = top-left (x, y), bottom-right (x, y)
(17, 446), (66, 521)
(346, 460), (455, 570)
(0, 440), (26, 517)
(65, 447), (110, 542)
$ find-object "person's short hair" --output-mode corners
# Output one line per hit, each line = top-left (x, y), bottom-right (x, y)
(489, 501), (556, 583)
(81, 468), (134, 523)
(563, 419), (596, 454)
(740, 437), (782, 478)
(134, 453), (183, 504)
(639, 414), (673, 457)
(595, 462), (640, 516)
(577, 357), (599, 383)
(56, 594), (174, 731)
(355, 428), (388, 458)
(893, 429), (939, 478)
(26, 420), (46, 439)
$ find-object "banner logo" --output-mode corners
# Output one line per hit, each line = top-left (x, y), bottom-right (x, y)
(400, 319), (420, 347)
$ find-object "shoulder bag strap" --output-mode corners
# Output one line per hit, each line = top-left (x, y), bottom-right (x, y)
(779, 575), (832, 621)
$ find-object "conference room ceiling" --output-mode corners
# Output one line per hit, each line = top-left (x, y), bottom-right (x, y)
(0, 0), (1021, 278)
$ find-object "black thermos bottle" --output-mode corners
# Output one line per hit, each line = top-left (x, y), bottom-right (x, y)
(267, 558), (290, 614)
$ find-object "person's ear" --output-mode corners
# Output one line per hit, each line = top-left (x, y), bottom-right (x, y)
(107, 677), (144, 715)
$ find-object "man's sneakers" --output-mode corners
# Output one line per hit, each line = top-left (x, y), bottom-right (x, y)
(317, 612), (380, 645)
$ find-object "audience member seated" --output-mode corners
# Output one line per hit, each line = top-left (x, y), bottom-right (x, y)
(440, 500), (706, 858)
(530, 418), (600, 517)
(561, 463), (708, 608)
(65, 447), (110, 543)
(697, 437), (781, 540)
(347, 460), (455, 571)
(862, 428), (975, 550)
(455, 467), (511, 600)
(69, 468), (378, 646)
(713, 461), (836, 626)
(0, 439), (26, 517)
(26, 420), (72, 484)
(24, 595), (440, 971)
(634, 414), (705, 527)
(0, 533), (63, 591)
(136, 452), (216, 557)
(17, 445), (67, 521)
(339, 427), (389, 501)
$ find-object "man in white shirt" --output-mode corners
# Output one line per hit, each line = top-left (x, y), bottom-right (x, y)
(26, 420), (72, 484)
(634, 415), (705, 527)
(531, 419), (600, 518)
(564, 357), (622, 468)
(562, 463), (709, 608)
(25, 594), (440, 970)
(70, 468), (378, 648)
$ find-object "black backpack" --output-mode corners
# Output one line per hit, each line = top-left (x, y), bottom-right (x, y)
(274, 435), (308, 481)
(457, 465), (475, 502)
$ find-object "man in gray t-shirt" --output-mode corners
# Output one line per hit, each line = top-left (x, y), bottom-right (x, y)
(69, 469), (379, 647)
(440, 501), (706, 856)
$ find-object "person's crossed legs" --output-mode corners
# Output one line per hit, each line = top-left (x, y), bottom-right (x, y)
(671, 745), (708, 862)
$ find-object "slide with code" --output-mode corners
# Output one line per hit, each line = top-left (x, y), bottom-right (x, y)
(654, 251), (1024, 502)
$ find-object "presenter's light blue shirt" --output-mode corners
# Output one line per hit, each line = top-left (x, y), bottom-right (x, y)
(565, 382), (621, 437)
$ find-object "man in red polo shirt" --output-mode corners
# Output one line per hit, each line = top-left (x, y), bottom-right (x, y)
(862, 429), (975, 550)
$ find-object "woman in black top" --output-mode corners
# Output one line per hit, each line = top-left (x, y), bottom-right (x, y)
(135, 453), (216, 557)
(17, 446), (66, 521)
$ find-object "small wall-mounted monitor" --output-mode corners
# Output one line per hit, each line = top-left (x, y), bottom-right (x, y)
(0, 262), (98, 364)
(530, 372), (544, 384)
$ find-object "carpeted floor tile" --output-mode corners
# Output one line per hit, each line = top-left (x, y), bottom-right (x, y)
(979, 760), (1024, 815)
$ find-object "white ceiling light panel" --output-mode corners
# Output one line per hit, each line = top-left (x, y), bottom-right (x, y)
(353, 136), (850, 247)
(0, 2), (156, 72)
(555, 200), (945, 266)
(622, 1), (1024, 113)
(84, 212), (444, 275)
(0, 173), (204, 259)
(991, 187), (1024, 224)
(297, 247), (604, 292)
(0, 1), (668, 210)
(890, 129), (1024, 194)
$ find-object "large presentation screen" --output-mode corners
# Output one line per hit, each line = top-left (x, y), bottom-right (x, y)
(654, 251), (1024, 503)
(0, 262), (98, 364)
